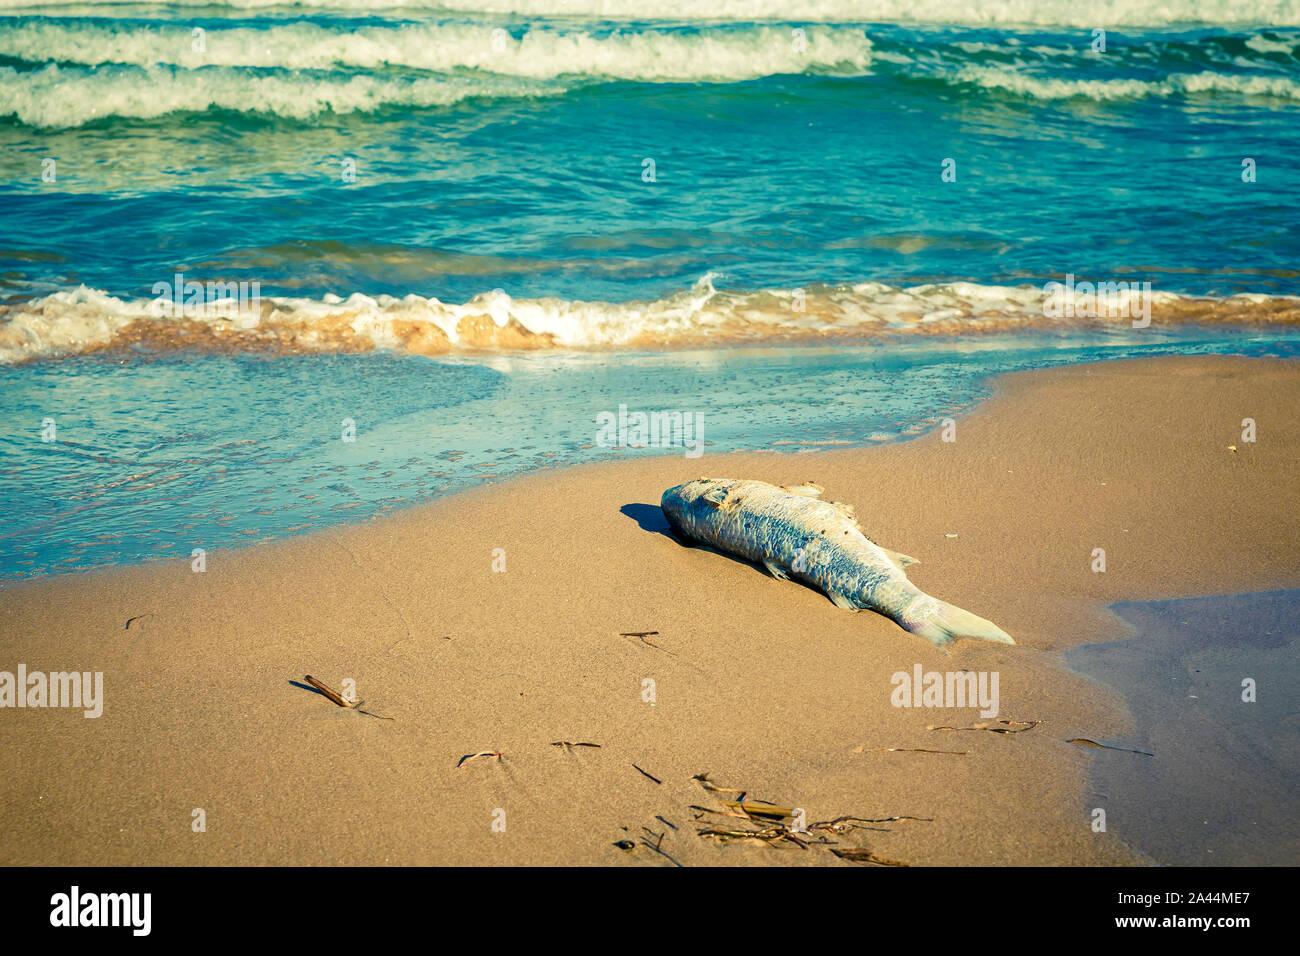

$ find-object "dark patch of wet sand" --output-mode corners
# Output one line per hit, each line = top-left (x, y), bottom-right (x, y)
(1066, 590), (1299, 865)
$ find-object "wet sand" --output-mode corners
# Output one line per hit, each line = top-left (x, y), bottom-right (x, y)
(1, 354), (1296, 865)
(1066, 590), (1300, 866)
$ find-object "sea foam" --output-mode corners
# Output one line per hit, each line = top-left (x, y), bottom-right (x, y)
(0, 0), (1296, 28)
(4, 277), (1298, 364)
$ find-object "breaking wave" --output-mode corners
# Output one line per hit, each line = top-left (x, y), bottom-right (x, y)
(956, 65), (1300, 100)
(0, 63), (570, 127)
(3, 16), (1298, 127)
(0, 21), (876, 78)
(4, 276), (1298, 364)
(0, 0), (1297, 28)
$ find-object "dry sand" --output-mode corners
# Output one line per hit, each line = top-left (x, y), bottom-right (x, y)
(1, 354), (1296, 866)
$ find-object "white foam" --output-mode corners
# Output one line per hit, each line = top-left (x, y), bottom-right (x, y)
(1245, 31), (1300, 53)
(3, 278), (1296, 364)
(0, 63), (563, 127)
(0, 0), (1296, 28)
(0, 22), (874, 80)
(956, 64), (1300, 100)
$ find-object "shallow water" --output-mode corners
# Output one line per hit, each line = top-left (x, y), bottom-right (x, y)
(1066, 590), (1300, 866)
(2, 328), (1296, 578)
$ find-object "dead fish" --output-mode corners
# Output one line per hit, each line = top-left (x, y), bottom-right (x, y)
(660, 478), (1013, 647)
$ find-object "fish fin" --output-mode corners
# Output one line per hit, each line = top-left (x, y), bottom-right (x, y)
(827, 590), (859, 611)
(700, 487), (729, 509)
(762, 559), (790, 581)
(883, 548), (920, 569)
(899, 595), (1014, 646)
(785, 483), (824, 497)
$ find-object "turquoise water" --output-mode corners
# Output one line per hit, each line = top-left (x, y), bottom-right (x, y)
(1, 2), (1299, 575)
(3, 12), (1300, 303)
(2, 329), (1295, 577)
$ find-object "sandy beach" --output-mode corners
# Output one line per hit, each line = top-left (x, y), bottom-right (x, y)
(1, 353), (1296, 866)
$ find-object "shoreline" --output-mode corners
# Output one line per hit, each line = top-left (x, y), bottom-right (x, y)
(5, 325), (1297, 583)
(2, 354), (1297, 865)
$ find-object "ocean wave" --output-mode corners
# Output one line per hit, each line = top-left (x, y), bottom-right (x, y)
(0, 21), (875, 80)
(0, 22), (878, 127)
(0, 0), (1297, 28)
(3, 277), (1297, 364)
(3, 17), (1298, 127)
(0, 63), (566, 126)
(956, 64), (1300, 99)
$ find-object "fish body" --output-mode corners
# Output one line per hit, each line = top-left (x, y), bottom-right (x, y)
(660, 477), (1013, 647)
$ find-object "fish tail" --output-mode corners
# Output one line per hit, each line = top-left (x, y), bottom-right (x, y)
(898, 593), (1014, 646)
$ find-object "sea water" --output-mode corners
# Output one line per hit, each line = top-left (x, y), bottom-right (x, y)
(1, 1), (1299, 576)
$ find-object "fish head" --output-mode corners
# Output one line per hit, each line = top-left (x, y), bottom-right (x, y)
(660, 477), (738, 535)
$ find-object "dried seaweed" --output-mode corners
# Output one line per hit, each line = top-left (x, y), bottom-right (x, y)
(692, 775), (926, 864)
(697, 824), (785, 844)
(812, 815), (932, 831)
(550, 741), (601, 749)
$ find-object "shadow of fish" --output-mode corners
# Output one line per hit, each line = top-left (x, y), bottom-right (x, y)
(661, 478), (1013, 647)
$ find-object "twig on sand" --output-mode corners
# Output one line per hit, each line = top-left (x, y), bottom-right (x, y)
(831, 847), (910, 867)
(639, 827), (683, 868)
(620, 630), (675, 655)
(1066, 738), (1154, 756)
(692, 773), (746, 798)
(302, 675), (394, 720)
(124, 614), (152, 631)
(633, 763), (662, 784)
(719, 800), (794, 820)
(456, 750), (502, 769)
(928, 718), (1043, 734)
(550, 741), (601, 750)
(304, 674), (354, 708)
